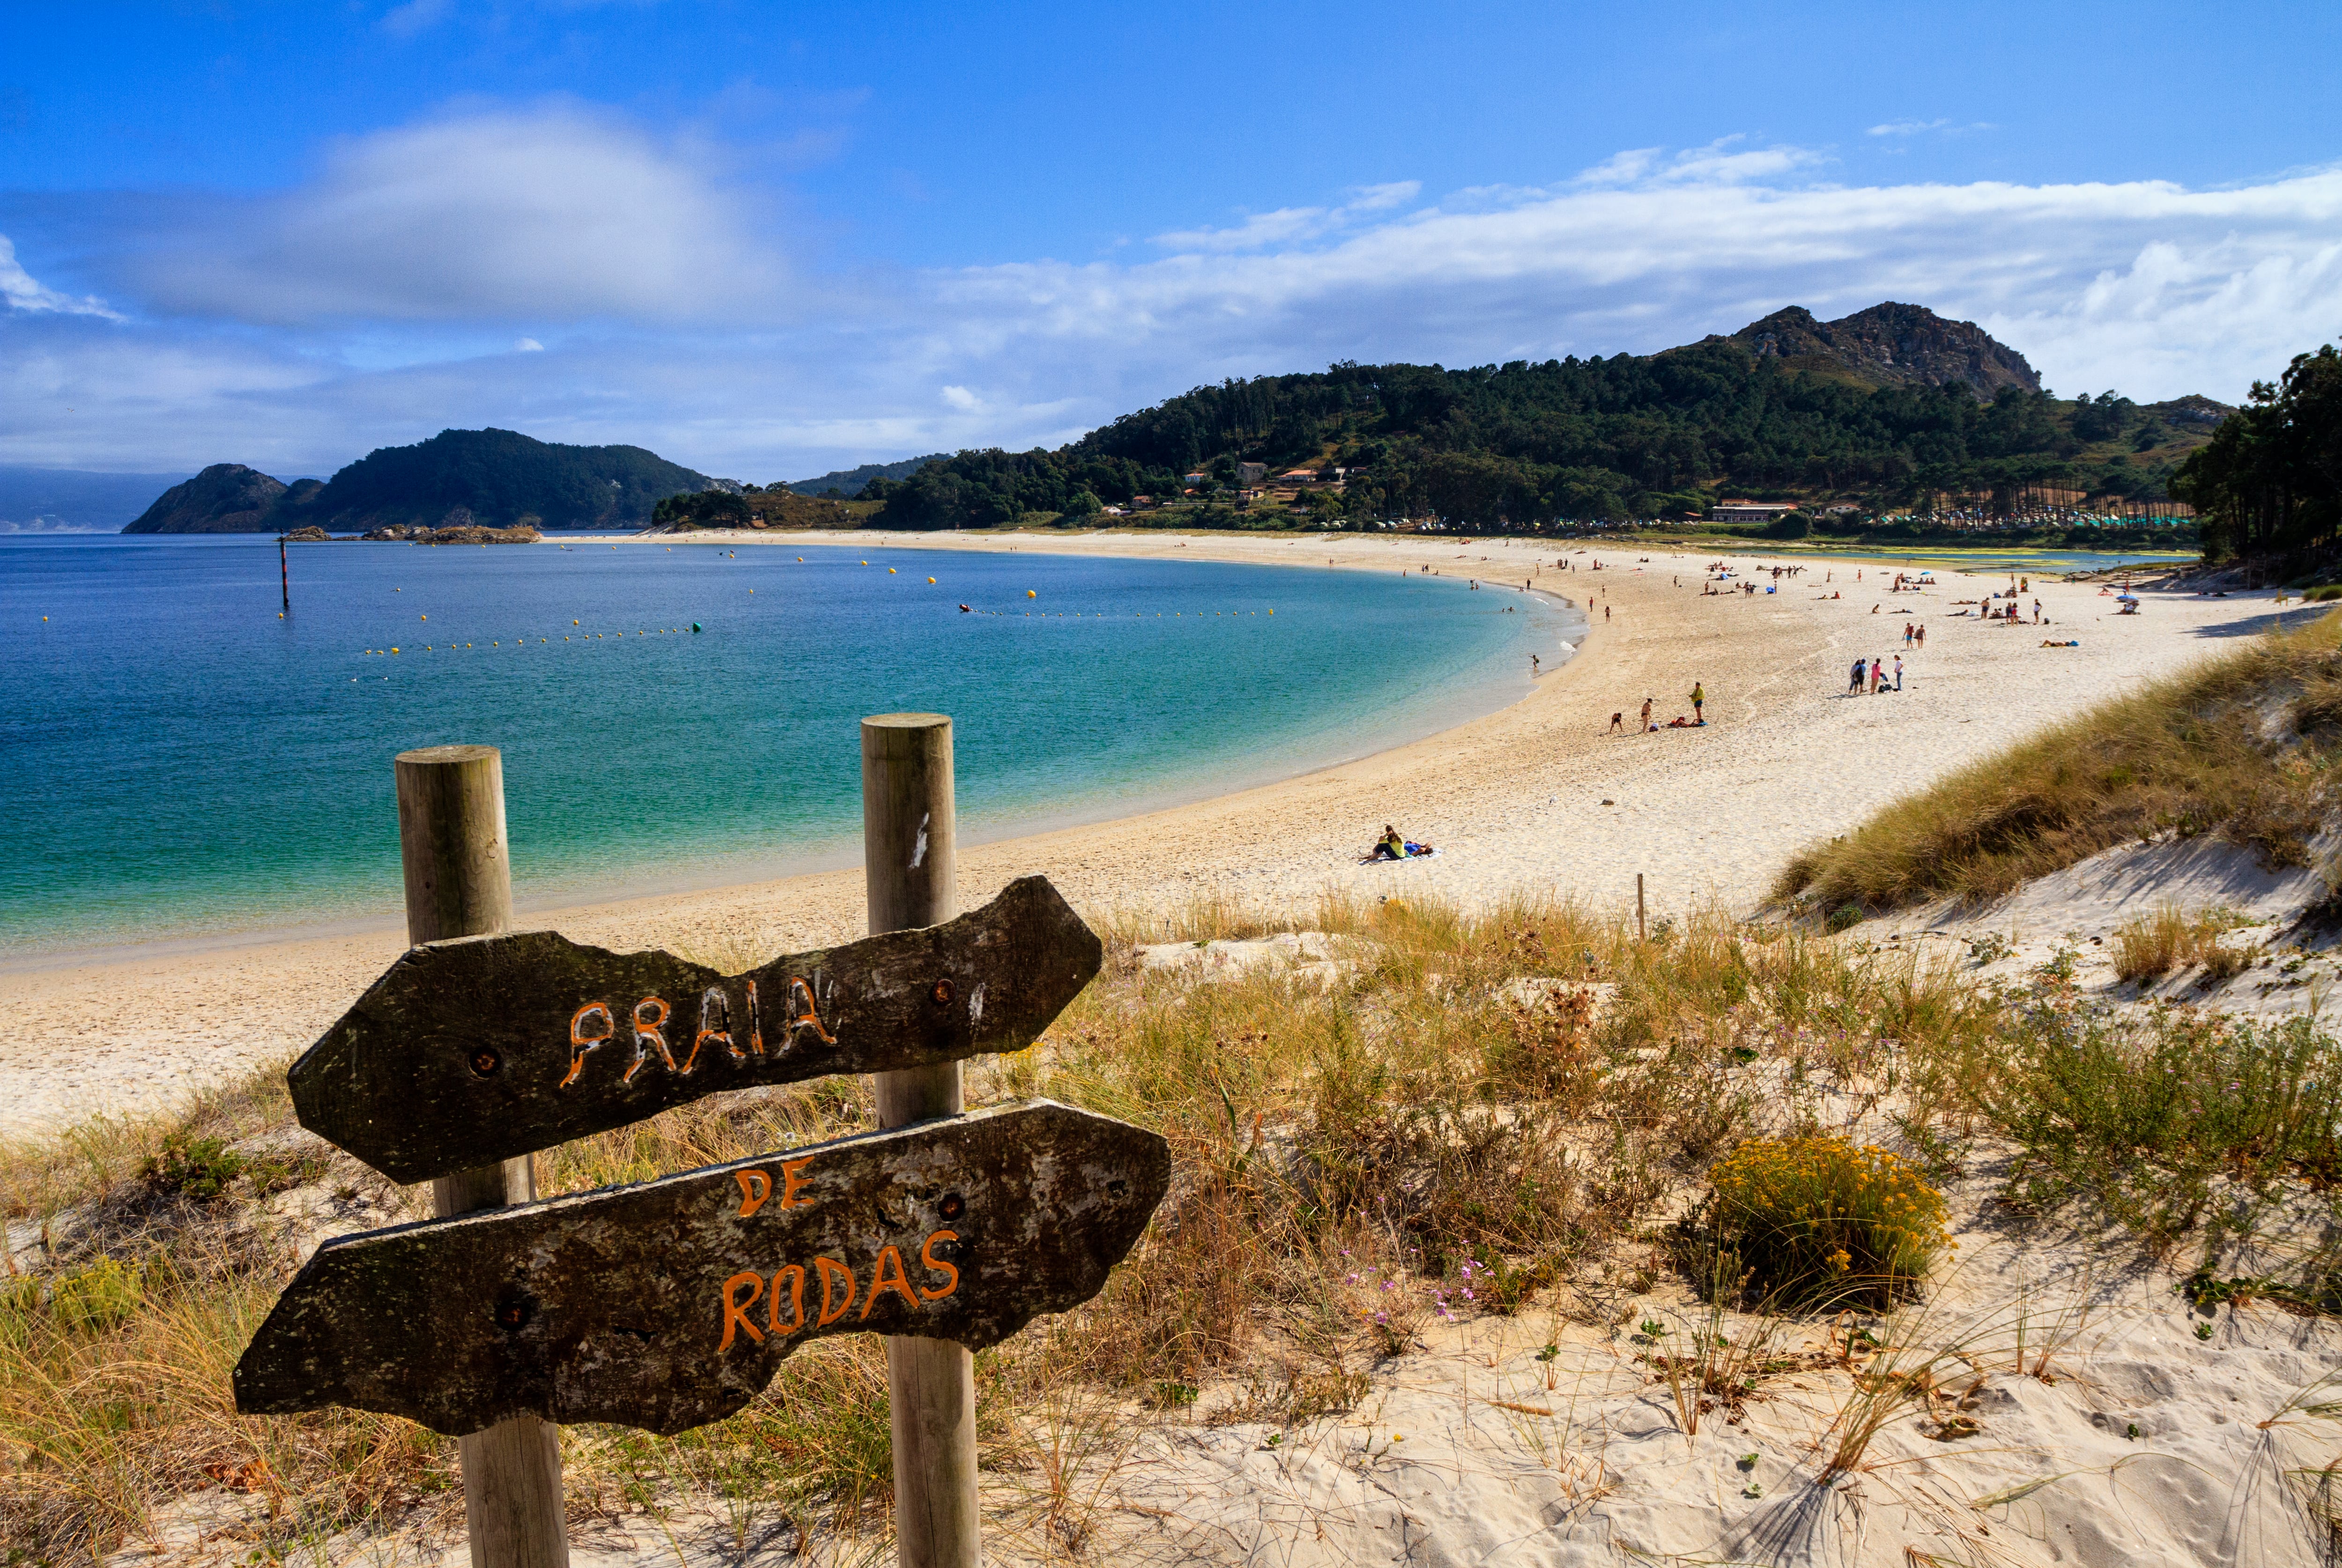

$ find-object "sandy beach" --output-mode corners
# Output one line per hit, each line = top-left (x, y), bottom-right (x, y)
(0, 530), (2278, 1137)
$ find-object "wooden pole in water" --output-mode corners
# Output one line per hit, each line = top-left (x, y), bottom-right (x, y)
(279, 534), (290, 613)
(1637, 873), (1646, 943)
(860, 714), (978, 1568)
(394, 745), (570, 1568)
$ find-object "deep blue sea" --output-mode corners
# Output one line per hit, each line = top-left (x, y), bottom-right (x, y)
(0, 536), (1576, 955)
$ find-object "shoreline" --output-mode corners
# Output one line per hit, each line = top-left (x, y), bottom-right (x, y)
(0, 530), (2306, 1134)
(0, 537), (1582, 974)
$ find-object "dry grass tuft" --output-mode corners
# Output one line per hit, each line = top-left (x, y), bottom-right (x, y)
(2113, 902), (2256, 982)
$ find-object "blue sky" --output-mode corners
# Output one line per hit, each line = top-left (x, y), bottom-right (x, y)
(3, 0), (2338, 481)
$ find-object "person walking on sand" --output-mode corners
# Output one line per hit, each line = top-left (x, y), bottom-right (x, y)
(1916, 622), (1926, 648)
(1848, 657), (1866, 694)
(1690, 682), (1705, 724)
(1604, 603), (1611, 622)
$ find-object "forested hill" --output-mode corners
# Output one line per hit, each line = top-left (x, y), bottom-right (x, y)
(123, 429), (713, 533)
(861, 303), (2229, 529)
(785, 454), (946, 497)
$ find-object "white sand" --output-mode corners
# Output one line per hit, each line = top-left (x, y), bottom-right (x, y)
(0, 531), (2294, 1137)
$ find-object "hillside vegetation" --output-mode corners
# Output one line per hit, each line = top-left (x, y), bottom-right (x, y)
(846, 303), (2223, 531)
(2173, 342), (2342, 561)
(122, 430), (713, 534)
(1777, 607), (2342, 913)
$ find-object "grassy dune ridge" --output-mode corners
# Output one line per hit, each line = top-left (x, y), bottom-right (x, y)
(5, 881), (2339, 1562)
(1777, 606), (2342, 914)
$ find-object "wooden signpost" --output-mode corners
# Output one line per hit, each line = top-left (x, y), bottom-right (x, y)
(237, 721), (1159, 1568)
(289, 875), (1102, 1184)
(235, 1101), (1167, 1435)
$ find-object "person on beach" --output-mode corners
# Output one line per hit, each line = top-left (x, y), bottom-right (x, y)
(1870, 658), (1887, 695)
(1371, 825), (1405, 861)
(1848, 657), (1865, 693)
(1690, 682), (1705, 724)
(1609, 710), (1624, 733)
(1640, 696), (1654, 730)
(1893, 655), (1904, 690)
(1531, 653), (1540, 674)
(1916, 623), (1926, 648)
(1604, 604), (1611, 622)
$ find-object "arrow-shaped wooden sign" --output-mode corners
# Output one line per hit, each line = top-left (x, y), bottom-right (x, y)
(290, 876), (1101, 1183)
(235, 1100), (1166, 1436)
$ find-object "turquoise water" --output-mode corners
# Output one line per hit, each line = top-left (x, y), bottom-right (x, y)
(0, 537), (1573, 955)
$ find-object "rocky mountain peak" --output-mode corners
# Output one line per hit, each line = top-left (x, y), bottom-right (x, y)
(1724, 302), (2041, 398)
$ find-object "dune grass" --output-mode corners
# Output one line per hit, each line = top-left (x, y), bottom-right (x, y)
(1776, 607), (2342, 913)
(2112, 902), (2257, 982)
(2, 891), (2336, 1561)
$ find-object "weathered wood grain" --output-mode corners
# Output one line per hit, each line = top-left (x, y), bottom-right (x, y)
(290, 876), (1101, 1182)
(234, 1101), (1168, 1437)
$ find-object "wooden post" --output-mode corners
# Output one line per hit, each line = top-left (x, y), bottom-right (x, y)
(1637, 873), (1646, 943)
(394, 745), (570, 1568)
(861, 714), (980, 1568)
(279, 535), (290, 613)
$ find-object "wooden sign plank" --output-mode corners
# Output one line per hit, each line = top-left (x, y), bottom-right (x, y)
(234, 1100), (1167, 1437)
(290, 876), (1102, 1183)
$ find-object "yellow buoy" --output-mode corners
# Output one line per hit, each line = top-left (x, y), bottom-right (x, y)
(420, 614), (427, 620)
(574, 619), (579, 625)
(1027, 590), (1037, 599)
(889, 567), (897, 574)
(927, 577), (936, 584)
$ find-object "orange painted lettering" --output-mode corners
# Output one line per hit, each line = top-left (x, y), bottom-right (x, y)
(687, 985), (731, 1072)
(815, 1257), (856, 1325)
(562, 1002), (614, 1087)
(782, 976), (837, 1049)
(779, 1156), (817, 1209)
(734, 1169), (772, 1217)
(719, 1271), (765, 1350)
(863, 1244), (921, 1318)
(622, 997), (674, 1083)
(919, 1230), (961, 1301)
(769, 1264), (807, 1334)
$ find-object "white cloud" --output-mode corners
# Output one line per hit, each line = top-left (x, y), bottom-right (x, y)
(379, 0), (453, 37)
(12, 135), (2342, 479)
(928, 155), (2342, 404)
(1866, 118), (1994, 140)
(514, 337), (544, 351)
(1151, 180), (1423, 253)
(128, 105), (787, 325)
(0, 235), (121, 319)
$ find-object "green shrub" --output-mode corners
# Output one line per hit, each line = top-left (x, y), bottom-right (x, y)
(1703, 1135), (1949, 1305)
(1825, 903), (1865, 934)
(141, 1133), (247, 1201)
(2304, 585), (2342, 602)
